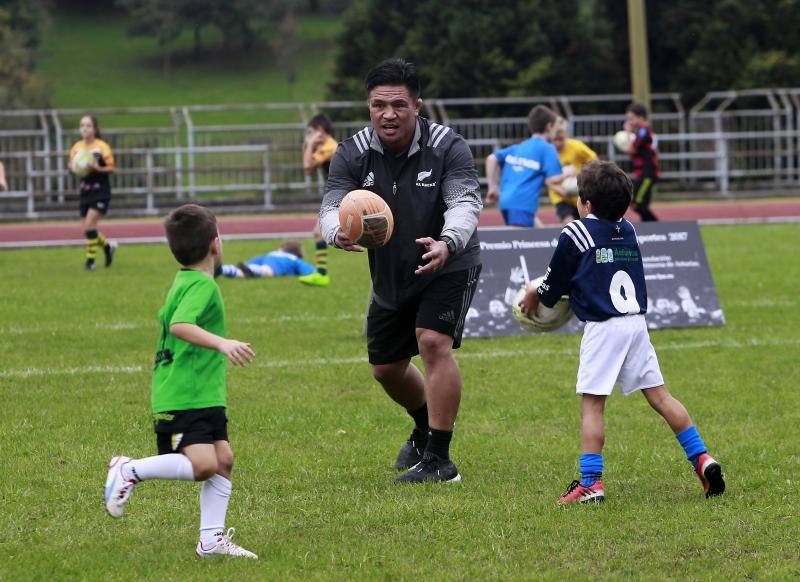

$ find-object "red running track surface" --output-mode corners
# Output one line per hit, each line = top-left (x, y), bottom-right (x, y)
(0, 199), (798, 247)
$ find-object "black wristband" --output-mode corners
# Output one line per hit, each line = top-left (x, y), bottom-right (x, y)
(440, 236), (457, 256)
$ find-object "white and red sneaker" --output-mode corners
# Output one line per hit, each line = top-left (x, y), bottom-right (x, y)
(195, 528), (258, 560)
(695, 453), (725, 498)
(557, 479), (605, 505)
(104, 456), (137, 517)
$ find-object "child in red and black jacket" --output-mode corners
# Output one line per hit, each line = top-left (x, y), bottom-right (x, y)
(624, 103), (659, 222)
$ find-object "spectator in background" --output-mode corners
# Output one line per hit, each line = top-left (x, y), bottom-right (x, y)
(625, 103), (660, 222)
(485, 105), (563, 227)
(303, 113), (338, 179)
(548, 117), (598, 224)
(0, 160), (7, 191)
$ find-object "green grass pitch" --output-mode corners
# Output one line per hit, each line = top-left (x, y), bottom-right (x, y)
(1, 223), (798, 579)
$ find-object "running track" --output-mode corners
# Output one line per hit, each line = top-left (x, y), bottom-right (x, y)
(1, 199), (798, 248)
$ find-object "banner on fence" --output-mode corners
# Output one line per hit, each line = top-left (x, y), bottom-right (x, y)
(463, 221), (725, 339)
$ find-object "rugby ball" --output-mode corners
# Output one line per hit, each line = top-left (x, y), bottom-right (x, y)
(562, 176), (578, 197)
(613, 130), (635, 153)
(72, 149), (95, 178)
(512, 276), (573, 332)
(338, 189), (394, 248)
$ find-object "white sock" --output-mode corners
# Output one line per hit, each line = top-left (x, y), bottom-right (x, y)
(121, 454), (195, 482)
(199, 474), (232, 547)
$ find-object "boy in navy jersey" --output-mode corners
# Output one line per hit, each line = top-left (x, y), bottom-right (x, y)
(519, 160), (725, 504)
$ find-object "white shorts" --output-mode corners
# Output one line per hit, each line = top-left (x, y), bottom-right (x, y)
(576, 314), (664, 397)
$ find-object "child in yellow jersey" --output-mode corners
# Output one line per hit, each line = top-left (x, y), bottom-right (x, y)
(69, 115), (117, 270)
(548, 117), (598, 224)
(302, 113), (338, 179)
(301, 113), (335, 285)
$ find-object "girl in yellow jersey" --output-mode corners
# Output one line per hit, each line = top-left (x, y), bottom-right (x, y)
(548, 117), (598, 224)
(69, 115), (117, 270)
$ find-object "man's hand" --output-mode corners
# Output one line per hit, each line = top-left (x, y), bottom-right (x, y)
(218, 339), (255, 367)
(485, 187), (499, 205)
(334, 229), (365, 252)
(519, 286), (540, 316)
(415, 237), (449, 275)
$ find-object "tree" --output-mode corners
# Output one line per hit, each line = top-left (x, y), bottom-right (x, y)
(116, 0), (183, 74)
(0, 1), (50, 110)
(330, 0), (800, 103)
(116, 0), (298, 72)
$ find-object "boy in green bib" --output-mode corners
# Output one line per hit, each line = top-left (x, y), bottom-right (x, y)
(104, 204), (258, 559)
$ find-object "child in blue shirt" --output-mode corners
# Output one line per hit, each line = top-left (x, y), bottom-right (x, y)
(218, 238), (329, 286)
(519, 160), (725, 504)
(485, 105), (563, 227)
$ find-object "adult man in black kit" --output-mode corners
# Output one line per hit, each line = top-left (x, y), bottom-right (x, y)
(319, 59), (482, 483)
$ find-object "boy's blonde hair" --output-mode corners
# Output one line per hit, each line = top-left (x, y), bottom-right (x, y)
(280, 239), (304, 259)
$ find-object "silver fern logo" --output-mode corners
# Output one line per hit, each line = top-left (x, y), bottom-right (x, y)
(415, 169), (436, 187)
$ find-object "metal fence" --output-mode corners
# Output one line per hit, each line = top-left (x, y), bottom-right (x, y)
(1, 89), (799, 217)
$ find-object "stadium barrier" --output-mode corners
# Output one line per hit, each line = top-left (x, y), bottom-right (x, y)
(1, 89), (799, 216)
(0, 145), (279, 217)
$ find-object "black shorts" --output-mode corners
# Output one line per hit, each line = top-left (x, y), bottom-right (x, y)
(79, 197), (110, 217)
(366, 265), (481, 365)
(555, 201), (579, 222)
(154, 406), (228, 455)
(631, 177), (657, 207)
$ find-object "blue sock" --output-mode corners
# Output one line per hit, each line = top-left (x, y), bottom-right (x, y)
(579, 453), (603, 487)
(220, 264), (240, 278)
(676, 426), (707, 469)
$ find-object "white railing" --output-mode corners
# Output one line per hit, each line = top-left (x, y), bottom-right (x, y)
(1, 89), (800, 217)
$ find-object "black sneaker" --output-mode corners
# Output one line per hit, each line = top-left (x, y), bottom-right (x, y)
(395, 428), (427, 470)
(395, 452), (461, 484)
(237, 262), (256, 278)
(103, 241), (117, 267)
(85, 259), (96, 271)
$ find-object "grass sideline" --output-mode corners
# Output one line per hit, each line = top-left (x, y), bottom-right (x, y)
(2, 224), (798, 579)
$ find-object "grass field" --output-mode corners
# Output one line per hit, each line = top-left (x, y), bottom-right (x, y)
(2, 223), (799, 579)
(39, 10), (340, 114)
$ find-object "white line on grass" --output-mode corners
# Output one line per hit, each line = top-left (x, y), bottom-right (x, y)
(0, 313), (363, 335)
(1, 337), (798, 380)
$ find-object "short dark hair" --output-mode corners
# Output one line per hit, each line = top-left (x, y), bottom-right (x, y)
(577, 160), (632, 221)
(308, 113), (332, 135)
(280, 239), (304, 258)
(365, 59), (421, 100)
(528, 105), (557, 134)
(164, 204), (218, 266)
(626, 102), (649, 119)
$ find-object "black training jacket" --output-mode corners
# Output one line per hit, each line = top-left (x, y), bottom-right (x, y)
(320, 117), (482, 307)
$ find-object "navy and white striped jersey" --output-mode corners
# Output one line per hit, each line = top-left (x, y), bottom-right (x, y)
(537, 215), (647, 322)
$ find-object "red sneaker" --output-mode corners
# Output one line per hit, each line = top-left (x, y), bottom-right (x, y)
(695, 453), (725, 498)
(557, 479), (605, 505)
